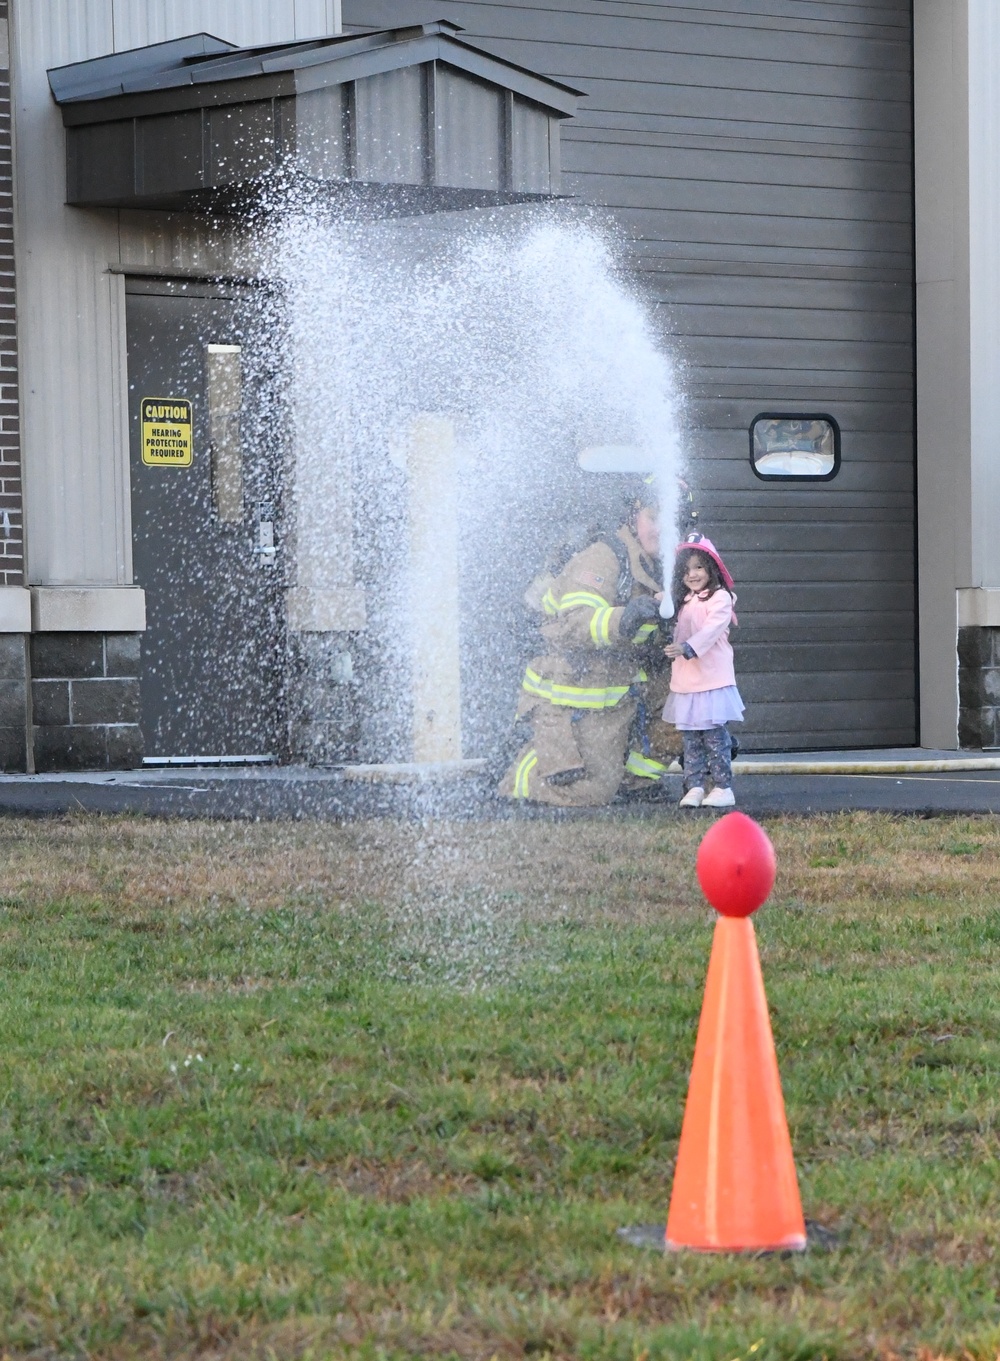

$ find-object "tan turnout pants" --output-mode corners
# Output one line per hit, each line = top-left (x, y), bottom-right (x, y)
(498, 698), (637, 807)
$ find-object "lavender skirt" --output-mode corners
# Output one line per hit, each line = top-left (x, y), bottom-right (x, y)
(662, 685), (745, 731)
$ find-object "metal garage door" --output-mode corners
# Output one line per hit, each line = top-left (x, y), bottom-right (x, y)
(345, 0), (916, 751)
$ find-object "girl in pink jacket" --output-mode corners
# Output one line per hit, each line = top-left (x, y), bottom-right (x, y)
(663, 532), (743, 808)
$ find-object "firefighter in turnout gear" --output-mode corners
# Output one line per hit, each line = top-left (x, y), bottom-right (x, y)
(499, 485), (680, 806)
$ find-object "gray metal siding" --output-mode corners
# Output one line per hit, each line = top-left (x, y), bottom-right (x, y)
(435, 67), (504, 188)
(344, 0), (915, 750)
(355, 67), (427, 183)
(14, 0), (340, 593)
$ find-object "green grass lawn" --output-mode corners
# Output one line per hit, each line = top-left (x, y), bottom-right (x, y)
(0, 811), (999, 1359)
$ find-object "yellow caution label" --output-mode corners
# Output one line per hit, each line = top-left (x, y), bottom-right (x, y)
(141, 397), (193, 468)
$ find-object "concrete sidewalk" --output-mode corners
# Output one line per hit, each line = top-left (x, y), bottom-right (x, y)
(1, 749), (1000, 818)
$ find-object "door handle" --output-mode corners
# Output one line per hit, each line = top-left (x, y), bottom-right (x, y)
(254, 502), (278, 564)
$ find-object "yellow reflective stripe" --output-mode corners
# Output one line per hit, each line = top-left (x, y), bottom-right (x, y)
(513, 749), (538, 798)
(550, 680), (629, 708)
(541, 589), (559, 617)
(522, 667), (551, 700)
(634, 670), (648, 683)
(520, 666), (630, 710)
(589, 606), (615, 647)
(633, 622), (657, 642)
(555, 591), (608, 612)
(625, 750), (668, 780)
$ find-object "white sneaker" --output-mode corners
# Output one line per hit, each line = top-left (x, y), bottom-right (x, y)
(702, 786), (735, 808)
(678, 786), (705, 807)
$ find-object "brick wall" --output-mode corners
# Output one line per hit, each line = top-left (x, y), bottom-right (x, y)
(0, 0), (21, 587)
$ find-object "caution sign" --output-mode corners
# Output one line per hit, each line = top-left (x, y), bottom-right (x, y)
(141, 397), (193, 468)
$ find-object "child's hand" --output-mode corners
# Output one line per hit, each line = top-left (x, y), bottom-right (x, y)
(664, 642), (685, 659)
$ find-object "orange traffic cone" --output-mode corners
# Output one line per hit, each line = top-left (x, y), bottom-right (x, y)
(666, 814), (806, 1253)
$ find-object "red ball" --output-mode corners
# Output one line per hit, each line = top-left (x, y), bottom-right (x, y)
(695, 811), (776, 917)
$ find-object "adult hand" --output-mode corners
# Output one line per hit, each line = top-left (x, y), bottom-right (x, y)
(618, 595), (660, 639)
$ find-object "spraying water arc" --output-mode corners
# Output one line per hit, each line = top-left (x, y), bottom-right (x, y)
(261, 199), (686, 769)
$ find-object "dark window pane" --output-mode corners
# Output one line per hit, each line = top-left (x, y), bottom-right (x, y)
(751, 415), (839, 480)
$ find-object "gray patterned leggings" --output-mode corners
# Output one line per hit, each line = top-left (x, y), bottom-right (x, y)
(682, 725), (733, 791)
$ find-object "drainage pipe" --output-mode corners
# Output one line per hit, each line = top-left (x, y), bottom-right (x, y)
(730, 758), (1000, 775)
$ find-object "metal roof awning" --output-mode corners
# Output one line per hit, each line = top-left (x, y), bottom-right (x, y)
(47, 22), (584, 215)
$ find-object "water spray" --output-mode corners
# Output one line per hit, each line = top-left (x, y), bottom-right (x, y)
(255, 199), (686, 766)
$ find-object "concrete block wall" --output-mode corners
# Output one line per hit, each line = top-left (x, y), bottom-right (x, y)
(30, 633), (143, 770)
(287, 633), (361, 764)
(0, 631), (25, 767)
(958, 626), (1000, 748)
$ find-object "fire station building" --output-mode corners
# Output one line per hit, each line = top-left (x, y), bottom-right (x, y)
(0, 1), (994, 768)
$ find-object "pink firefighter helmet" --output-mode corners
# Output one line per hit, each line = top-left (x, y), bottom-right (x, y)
(675, 531), (734, 591)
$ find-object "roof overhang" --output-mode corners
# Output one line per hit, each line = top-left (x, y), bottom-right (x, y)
(48, 22), (584, 215)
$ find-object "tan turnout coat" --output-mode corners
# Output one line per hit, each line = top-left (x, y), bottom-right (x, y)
(499, 524), (678, 806)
